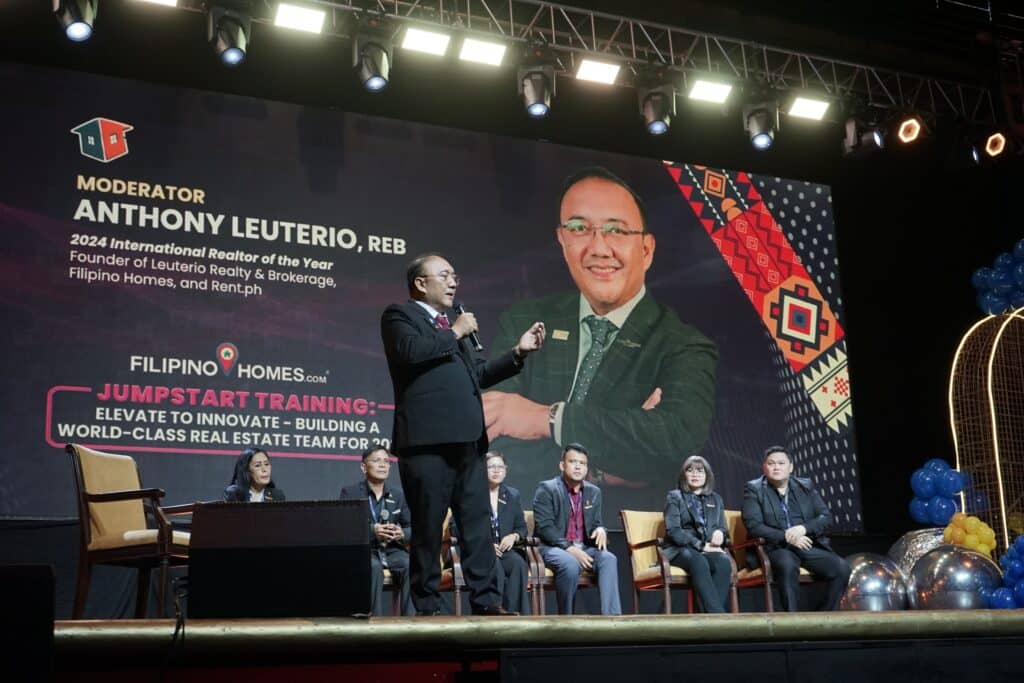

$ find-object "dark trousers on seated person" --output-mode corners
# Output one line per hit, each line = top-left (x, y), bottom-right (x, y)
(370, 547), (415, 616)
(398, 442), (500, 614)
(496, 550), (531, 615)
(669, 548), (731, 613)
(539, 545), (622, 615)
(768, 544), (852, 611)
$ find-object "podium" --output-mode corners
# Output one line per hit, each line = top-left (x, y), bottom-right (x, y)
(188, 500), (371, 618)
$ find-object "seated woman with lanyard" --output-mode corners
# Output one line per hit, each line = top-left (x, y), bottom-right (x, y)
(223, 448), (286, 502)
(662, 455), (731, 613)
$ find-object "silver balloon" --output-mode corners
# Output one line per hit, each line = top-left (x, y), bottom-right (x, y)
(840, 552), (909, 611)
(887, 527), (945, 578)
(907, 545), (1003, 609)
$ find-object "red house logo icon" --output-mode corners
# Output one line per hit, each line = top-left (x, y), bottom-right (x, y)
(71, 117), (134, 163)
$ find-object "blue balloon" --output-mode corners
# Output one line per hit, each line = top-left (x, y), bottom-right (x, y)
(936, 470), (965, 497)
(911, 468), (937, 498)
(1001, 553), (1012, 568)
(928, 496), (956, 526)
(990, 587), (1017, 609)
(1015, 238), (1024, 262)
(981, 291), (1010, 315)
(1012, 290), (1024, 310)
(972, 266), (993, 290)
(909, 497), (931, 525)
(990, 269), (1015, 295)
(995, 252), (1016, 272)
(1015, 535), (1024, 554)
(1006, 558), (1024, 583)
(1015, 581), (1024, 607)
(979, 586), (995, 603)
(923, 459), (951, 474)
(1009, 545), (1020, 560)
(1014, 263), (1024, 288)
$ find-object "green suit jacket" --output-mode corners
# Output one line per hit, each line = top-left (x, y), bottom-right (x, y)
(487, 290), (717, 488)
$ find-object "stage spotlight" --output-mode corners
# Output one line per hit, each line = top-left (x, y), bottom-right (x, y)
(985, 132), (1007, 158)
(354, 34), (392, 92)
(639, 86), (674, 136)
(744, 101), (778, 150)
(53, 0), (97, 42)
(842, 117), (884, 157)
(897, 116), (922, 144)
(688, 79), (732, 104)
(576, 59), (619, 85)
(274, 4), (325, 34)
(788, 96), (830, 121)
(402, 27), (450, 56)
(519, 65), (554, 118)
(208, 7), (251, 67)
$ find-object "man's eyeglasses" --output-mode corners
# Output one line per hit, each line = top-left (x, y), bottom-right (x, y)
(558, 218), (645, 241)
(420, 271), (459, 285)
(487, 464), (507, 471)
(365, 458), (391, 466)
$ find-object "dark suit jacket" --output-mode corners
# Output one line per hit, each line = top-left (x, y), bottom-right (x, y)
(741, 475), (834, 553)
(222, 484), (285, 502)
(532, 477), (604, 549)
(381, 300), (521, 450)
(487, 290), (717, 485)
(449, 484), (528, 543)
(662, 489), (730, 560)
(339, 479), (410, 551)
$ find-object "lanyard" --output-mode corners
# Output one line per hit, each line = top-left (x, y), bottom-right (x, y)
(778, 491), (792, 527)
(368, 494), (381, 524)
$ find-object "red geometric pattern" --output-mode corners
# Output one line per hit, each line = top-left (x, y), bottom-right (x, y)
(665, 162), (844, 373)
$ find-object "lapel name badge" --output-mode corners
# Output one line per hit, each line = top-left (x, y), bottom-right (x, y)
(618, 338), (642, 348)
(552, 329), (570, 341)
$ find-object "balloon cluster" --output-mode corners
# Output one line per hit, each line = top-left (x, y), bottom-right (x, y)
(942, 512), (996, 557)
(983, 534), (1024, 609)
(972, 239), (1024, 315)
(909, 459), (964, 527)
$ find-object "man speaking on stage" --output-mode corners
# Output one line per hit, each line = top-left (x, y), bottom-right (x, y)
(381, 253), (545, 616)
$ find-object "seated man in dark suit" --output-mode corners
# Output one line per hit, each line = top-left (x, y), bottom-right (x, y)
(340, 445), (415, 616)
(741, 445), (851, 611)
(533, 443), (622, 615)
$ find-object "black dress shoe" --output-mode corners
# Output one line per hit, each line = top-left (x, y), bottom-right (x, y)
(415, 609), (442, 617)
(470, 605), (518, 616)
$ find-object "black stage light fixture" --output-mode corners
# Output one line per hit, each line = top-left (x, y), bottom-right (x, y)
(842, 116), (885, 157)
(54, 0), (97, 42)
(518, 64), (555, 119)
(354, 35), (392, 92)
(639, 84), (675, 136)
(208, 6), (251, 67)
(743, 100), (778, 150)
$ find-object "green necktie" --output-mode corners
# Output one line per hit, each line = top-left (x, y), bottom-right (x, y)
(569, 315), (617, 404)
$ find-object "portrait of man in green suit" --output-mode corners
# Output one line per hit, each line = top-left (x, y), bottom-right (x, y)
(483, 167), (718, 504)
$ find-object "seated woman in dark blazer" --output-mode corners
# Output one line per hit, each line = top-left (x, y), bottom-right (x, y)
(662, 455), (731, 613)
(223, 448), (286, 502)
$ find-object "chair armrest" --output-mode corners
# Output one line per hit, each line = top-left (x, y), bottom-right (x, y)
(628, 538), (662, 551)
(87, 488), (165, 503)
(656, 546), (675, 584)
(161, 503), (199, 515)
(729, 538), (765, 550)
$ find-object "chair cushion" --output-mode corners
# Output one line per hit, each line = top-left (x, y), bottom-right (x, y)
(89, 529), (190, 551)
(634, 563), (688, 583)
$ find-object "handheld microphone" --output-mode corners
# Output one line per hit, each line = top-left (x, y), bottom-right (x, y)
(454, 301), (484, 352)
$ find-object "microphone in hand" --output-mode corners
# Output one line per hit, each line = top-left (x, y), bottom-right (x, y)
(454, 301), (484, 352)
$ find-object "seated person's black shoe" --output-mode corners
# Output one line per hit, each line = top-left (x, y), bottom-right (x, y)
(415, 608), (442, 616)
(470, 605), (518, 616)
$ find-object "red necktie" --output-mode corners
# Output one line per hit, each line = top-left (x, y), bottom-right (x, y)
(435, 313), (451, 330)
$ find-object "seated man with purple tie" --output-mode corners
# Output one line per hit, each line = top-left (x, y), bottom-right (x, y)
(340, 445), (415, 616)
(533, 442), (622, 615)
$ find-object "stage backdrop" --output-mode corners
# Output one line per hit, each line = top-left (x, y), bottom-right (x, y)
(0, 63), (861, 530)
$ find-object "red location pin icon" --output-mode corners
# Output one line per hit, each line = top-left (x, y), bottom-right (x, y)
(216, 343), (239, 375)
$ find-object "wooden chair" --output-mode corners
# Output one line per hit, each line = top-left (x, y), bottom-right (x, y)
(724, 509), (815, 612)
(523, 509), (597, 615)
(67, 444), (192, 618)
(437, 509), (465, 615)
(620, 509), (695, 614)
